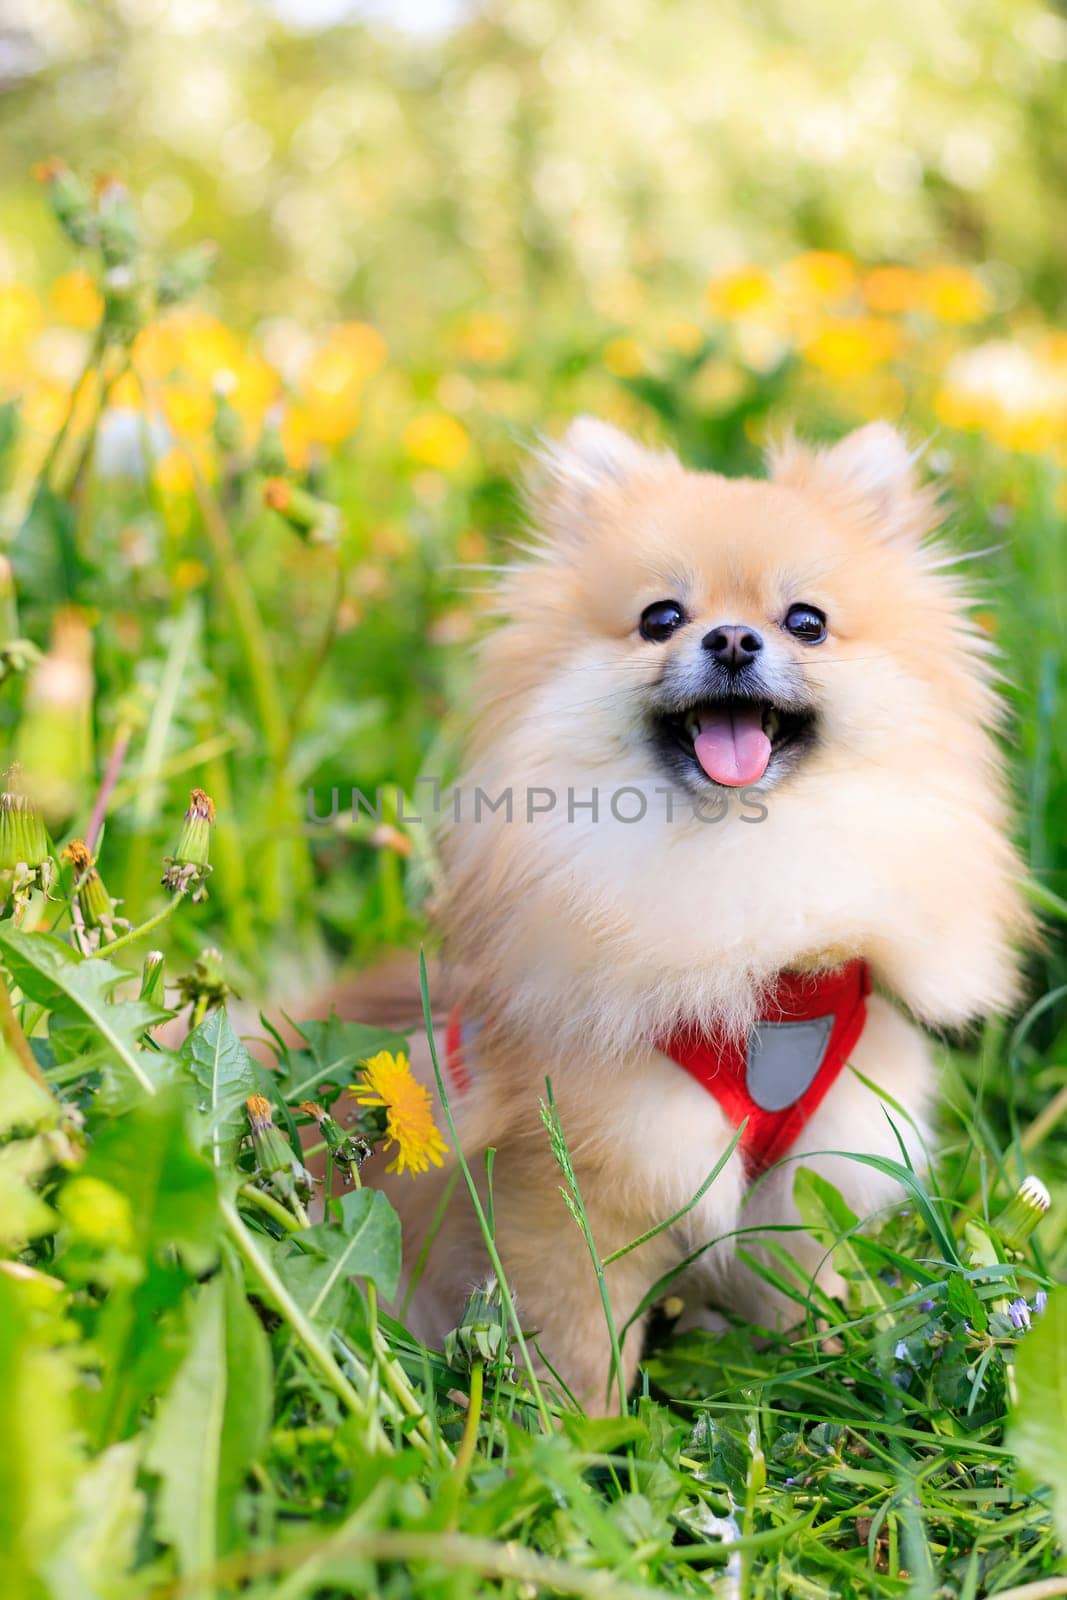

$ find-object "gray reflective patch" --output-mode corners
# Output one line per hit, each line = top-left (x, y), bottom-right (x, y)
(745, 1016), (834, 1112)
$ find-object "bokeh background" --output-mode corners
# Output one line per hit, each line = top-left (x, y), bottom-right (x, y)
(0, 0), (1064, 1001)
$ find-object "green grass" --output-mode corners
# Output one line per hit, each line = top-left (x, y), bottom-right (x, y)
(0, 174), (1065, 1600)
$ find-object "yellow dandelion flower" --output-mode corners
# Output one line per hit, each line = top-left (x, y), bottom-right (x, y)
(921, 265), (989, 325)
(803, 317), (901, 378)
(403, 412), (470, 471)
(50, 271), (103, 330)
(454, 310), (512, 365)
(706, 267), (775, 320)
(862, 265), (924, 315)
(350, 1050), (448, 1177)
(602, 336), (644, 377)
(785, 251), (856, 303)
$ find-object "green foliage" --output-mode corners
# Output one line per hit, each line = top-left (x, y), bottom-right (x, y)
(1010, 1287), (1067, 1547)
(0, 101), (1063, 1597)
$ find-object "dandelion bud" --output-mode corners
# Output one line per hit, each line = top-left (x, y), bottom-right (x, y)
(33, 159), (97, 248)
(174, 947), (230, 1014)
(298, 1100), (370, 1180)
(139, 950), (166, 1007)
(101, 265), (142, 343)
(245, 1095), (313, 1207)
(156, 240), (217, 307)
(0, 768), (54, 914)
(444, 1279), (510, 1374)
(0, 769), (49, 872)
(162, 787), (214, 900)
(94, 176), (139, 269)
(62, 838), (116, 937)
(254, 415), (288, 477)
(992, 1175), (1050, 1255)
(246, 1094), (292, 1173)
(212, 388), (244, 455)
(262, 478), (343, 546)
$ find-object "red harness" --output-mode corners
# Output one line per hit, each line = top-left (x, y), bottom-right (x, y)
(656, 960), (871, 1174)
(444, 959), (871, 1179)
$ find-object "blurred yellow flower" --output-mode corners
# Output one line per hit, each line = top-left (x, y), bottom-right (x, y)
(665, 319), (704, 356)
(403, 412), (470, 471)
(706, 267), (775, 319)
(862, 265), (925, 315)
(160, 381), (214, 439)
(803, 317), (901, 378)
(603, 336), (644, 377)
(293, 324), (384, 447)
(785, 251), (856, 303)
(921, 265), (990, 324)
(0, 284), (43, 385)
(50, 271), (103, 330)
(350, 1049), (448, 1176)
(332, 320), (388, 376)
(173, 558), (209, 590)
(108, 372), (143, 410)
(455, 311), (513, 365)
(153, 447), (195, 495)
(936, 339), (1067, 453)
(125, 313), (281, 448)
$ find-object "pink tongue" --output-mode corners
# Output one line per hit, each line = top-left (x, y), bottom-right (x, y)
(692, 704), (771, 787)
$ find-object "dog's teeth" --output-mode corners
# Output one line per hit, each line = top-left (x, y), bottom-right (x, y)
(763, 708), (780, 741)
(684, 711), (702, 743)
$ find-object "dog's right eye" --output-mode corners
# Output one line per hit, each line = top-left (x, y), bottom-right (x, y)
(639, 600), (687, 642)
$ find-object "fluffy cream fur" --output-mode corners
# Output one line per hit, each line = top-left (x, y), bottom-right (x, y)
(376, 418), (1031, 1412)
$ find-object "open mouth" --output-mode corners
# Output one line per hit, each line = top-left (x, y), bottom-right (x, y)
(652, 697), (817, 788)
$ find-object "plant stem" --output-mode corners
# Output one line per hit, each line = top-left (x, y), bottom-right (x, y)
(364, 1281), (450, 1463)
(238, 1183), (304, 1234)
(90, 892), (184, 959)
(444, 1359), (484, 1526)
(86, 722), (133, 853)
(221, 1196), (376, 1431)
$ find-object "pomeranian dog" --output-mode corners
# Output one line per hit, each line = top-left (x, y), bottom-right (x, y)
(364, 417), (1029, 1412)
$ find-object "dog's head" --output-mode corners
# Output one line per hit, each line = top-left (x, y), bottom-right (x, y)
(474, 416), (990, 797)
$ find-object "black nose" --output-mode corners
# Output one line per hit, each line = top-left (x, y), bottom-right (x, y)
(702, 623), (764, 669)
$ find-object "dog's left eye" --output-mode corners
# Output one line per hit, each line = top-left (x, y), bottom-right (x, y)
(639, 600), (687, 642)
(783, 603), (828, 644)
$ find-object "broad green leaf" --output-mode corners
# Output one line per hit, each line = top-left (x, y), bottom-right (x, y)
(180, 1008), (265, 1171)
(0, 1274), (81, 1600)
(0, 1037), (56, 1136)
(1008, 1286), (1067, 1544)
(0, 926), (167, 1101)
(273, 1187), (401, 1324)
(0, 1131), (60, 1250)
(42, 1440), (145, 1600)
(77, 1090), (219, 1277)
(276, 1015), (407, 1105)
(146, 1251), (271, 1579)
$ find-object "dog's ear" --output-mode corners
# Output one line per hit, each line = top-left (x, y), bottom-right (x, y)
(528, 416), (680, 541)
(770, 423), (933, 545)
